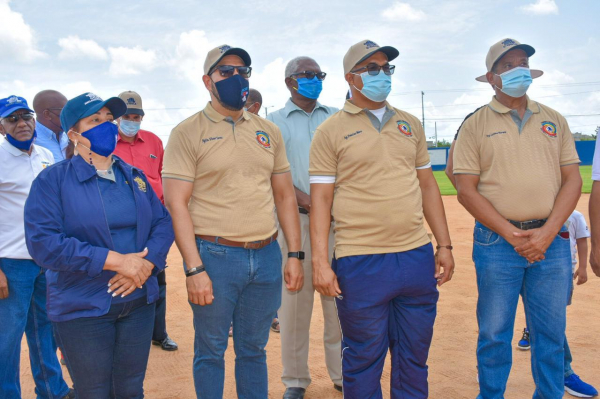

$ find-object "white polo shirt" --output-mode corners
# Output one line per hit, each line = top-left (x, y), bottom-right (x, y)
(593, 138), (600, 181)
(0, 139), (54, 259)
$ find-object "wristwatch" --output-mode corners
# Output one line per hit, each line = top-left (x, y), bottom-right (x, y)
(185, 265), (206, 277)
(287, 251), (305, 260)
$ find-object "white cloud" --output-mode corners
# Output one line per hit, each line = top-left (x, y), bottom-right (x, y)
(108, 46), (158, 76)
(172, 30), (215, 87)
(520, 0), (559, 15)
(58, 35), (108, 60)
(0, 0), (47, 62)
(382, 2), (426, 21)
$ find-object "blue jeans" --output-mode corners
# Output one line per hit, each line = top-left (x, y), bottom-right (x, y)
(190, 238), (282, 399)
(0, 258), (70, 399)
(332, 244), (439, 399)
(473, 222), (571, 399)
(53, 296), (155, 399)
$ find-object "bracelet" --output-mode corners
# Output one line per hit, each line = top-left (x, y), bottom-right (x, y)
(436, 245), (453, 250)
(185, 265), (206, 277)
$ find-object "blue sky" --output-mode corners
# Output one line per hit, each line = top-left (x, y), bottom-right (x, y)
(1, 0), (599, 143)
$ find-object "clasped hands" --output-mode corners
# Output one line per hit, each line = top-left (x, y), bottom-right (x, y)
(107, 248), (154, 298)
(508, 227), (556, 263)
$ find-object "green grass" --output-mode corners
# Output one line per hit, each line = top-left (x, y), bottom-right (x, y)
(581, 165), (592, 194)
(434, 165), (592, 196)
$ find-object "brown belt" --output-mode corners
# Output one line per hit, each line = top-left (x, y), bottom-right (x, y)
(196, 231), (278, 250)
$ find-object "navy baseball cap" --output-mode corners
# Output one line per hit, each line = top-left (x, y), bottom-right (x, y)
(0, 95), (34, 118)
(60, 92), (127, 132)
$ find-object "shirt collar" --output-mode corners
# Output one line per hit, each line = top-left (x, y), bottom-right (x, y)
(202, 101), (251, 123)
(342, 99), (392, 115)
(1, 137), (37, 157)
(488, 95), (540, 114)
(35, 121), (63, 140)
(117, 130), (145, 144)
(282, 98), (327, 117)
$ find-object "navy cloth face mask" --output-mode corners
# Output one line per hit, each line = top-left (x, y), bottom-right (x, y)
(214, 75), (249, 110)
(76, 121), (118, 157)
(294, 77), (323, 100)
(6, 130), (37, 151)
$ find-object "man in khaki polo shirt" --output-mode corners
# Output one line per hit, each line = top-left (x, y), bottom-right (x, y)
(453, 38), (582, 399)
(309, 40), (455, 399)
(163, 44), (303, 399)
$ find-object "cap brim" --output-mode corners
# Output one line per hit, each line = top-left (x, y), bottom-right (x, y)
(476, 43), (537, 82)
(355, 46), (400, 68)
(1, 105), (34, 118)
(208, 47), (252, 74)
(81, 97), (127, 121)
(125, 108), (145, 117)
(476, 68), (544, 83)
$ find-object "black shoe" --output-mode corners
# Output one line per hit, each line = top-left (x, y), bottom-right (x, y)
(333, 384), (343, 392)
(283, 387), (306, 399)
(152, 336), (178, 351)
(63, 388), (75, 399)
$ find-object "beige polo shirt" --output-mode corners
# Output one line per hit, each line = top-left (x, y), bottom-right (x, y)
(163, 102), (290, 241)
(453, 96), (580, 221)
(309, 100), (431, 259)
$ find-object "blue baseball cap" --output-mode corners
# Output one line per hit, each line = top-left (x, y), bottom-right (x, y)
(0, 95), (34, 118)
(60, 92), (127, 132)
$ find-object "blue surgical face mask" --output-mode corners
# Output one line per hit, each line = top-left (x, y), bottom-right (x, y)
(5, 130), (37, 151)
(352, 71), (392, 102)
(74, 121), (118, 157)
(496, 67), (532, 98)
(213, 74), (249, 111)
(119, 119), (141, 137)
(293, 77), (323, 100)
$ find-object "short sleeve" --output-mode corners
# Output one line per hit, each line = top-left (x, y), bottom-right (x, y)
(593, 139), (600, 181)
(309, 128), (337, 176)
(272, 128), (290, 174)
(162, 124), (197, 182)
(559, 117), (580, 167)
(453, 119), (481, 175)
(413, 121), (430, 167)
(575, 213), (591, 239)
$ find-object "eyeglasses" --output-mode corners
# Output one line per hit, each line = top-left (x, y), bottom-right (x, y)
(211, 65), (252, 78)
(290, 71), (327, 81)
(351, 63), (395, 76)
(2, 113), (35, 124)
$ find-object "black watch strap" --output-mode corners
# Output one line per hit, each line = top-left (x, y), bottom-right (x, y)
(287, 251), (305, 260)
(185, 265), (206, 277)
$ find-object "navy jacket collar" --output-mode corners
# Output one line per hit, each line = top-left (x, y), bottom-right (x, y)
(71, 154), (138, 183)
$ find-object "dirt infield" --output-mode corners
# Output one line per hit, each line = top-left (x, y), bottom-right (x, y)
(19, 195), (600, 398)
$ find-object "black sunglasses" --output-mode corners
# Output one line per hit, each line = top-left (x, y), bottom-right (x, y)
(211, 65), (252, 78)
(290, 71), (327, 81)
(351, 63), (395, 76)
(2, 113), (35, 123)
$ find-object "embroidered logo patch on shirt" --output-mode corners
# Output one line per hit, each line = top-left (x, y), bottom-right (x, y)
(397, 120), (412, 137)
(134, 176), (147, 192)
(41, 161), (51, 169)
(256, 131), (271, 148)
(541, 121), (557, 138)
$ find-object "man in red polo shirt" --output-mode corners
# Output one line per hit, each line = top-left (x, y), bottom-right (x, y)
(114, 90), (177, 351)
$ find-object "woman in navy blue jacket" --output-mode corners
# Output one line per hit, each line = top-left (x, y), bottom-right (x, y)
(24, 92), (174, 398)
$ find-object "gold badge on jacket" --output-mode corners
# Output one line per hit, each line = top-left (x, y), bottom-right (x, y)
(134, 176), (147, 192)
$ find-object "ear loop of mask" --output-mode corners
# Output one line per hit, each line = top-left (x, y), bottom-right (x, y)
(45, 110), (63, 132)
(70, 130), (94, 165)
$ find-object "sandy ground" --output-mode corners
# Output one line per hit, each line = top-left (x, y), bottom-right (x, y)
(19, 195), (600, 398)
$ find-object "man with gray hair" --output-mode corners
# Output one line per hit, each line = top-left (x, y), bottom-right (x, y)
(267, 56), (341, 399)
